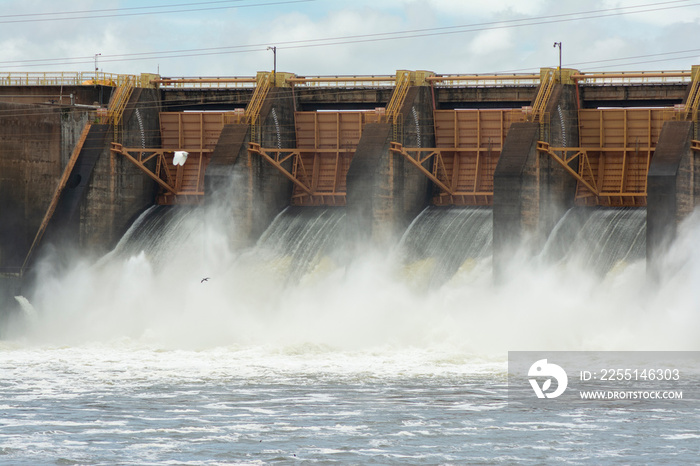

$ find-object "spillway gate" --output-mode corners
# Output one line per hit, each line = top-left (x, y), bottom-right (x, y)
(249, 110), (382, 206)
(539, 108), (667, 207)
(392, 109), (526, 206)
(111, 110), (242, 205)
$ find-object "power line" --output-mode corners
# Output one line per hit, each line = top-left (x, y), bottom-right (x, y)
(0, 0), (271, 18)
(0, 0), (315, 24)
(0, 0), (698, 69)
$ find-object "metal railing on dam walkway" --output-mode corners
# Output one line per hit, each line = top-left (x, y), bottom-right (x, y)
(1, 69), (692, 89)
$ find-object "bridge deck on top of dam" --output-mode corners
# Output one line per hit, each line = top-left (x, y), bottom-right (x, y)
(0, 69), (689, 108)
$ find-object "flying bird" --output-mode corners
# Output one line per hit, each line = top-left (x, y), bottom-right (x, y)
(173, 150), (189, 166)
(200, 277), (210, 283)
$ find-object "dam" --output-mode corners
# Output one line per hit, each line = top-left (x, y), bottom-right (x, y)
(1, 67), (700, 310)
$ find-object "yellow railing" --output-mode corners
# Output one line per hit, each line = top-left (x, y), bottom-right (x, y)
(427, 73), (541, 87)
(384, 71), (411, 142)
(245, 72), (272, 143)
(386, 71), (410, 121)
(287, 75), (396, 87)
(107, 76), (135, 123)
(528, 69), (555, 123)
(571, 70), (691, 85)
(153, 76), (257, 89)
(106, 75), (136, 142)
(683, 67), (700, 122)
(0, 71), (151, 87)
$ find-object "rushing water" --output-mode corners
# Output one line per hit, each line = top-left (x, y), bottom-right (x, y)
(1, 204), (700, 464)
(396, 206), (493, 288)
(540, 207), (646, 275)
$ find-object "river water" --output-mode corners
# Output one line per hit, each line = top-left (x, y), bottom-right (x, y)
(1, 206), (700, 464)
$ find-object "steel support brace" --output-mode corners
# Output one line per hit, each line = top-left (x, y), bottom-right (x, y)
(537, 142), (599, 195)
(111, 143), (177, 194)
(538, 141), (650, 205)
(248, 143), (313, 195)
(390, 142), (453, 194)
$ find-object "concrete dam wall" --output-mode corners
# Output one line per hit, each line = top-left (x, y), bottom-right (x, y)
(2, 69), (700, 312)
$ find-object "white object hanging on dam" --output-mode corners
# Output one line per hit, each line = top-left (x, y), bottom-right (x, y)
(173, 151), (189, 166)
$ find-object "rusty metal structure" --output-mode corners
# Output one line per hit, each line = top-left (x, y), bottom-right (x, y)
(86, 67), (700, 209)
(248, 71), (417, 206)
(538, 108), (666, 207)
(249, 110), (381, 206)
(111, 111), (240, 205)
(392, 109), (526, 206)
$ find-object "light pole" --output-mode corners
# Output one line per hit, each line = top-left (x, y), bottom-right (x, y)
(267, 46), (276, 83)
(94, 53), (101, 77)
(553, 42), (562, 83)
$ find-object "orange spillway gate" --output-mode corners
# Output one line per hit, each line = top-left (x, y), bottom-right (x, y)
(392, 109), (526, 206)
(249, 110), (381, 206)
(112, 111), (243, 205)
(539, 108), (666, 207)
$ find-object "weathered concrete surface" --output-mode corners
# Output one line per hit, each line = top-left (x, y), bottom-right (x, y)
(647, 120), (695, 277)
(393, 86), (434, 234)
(0, 273), (21, 329)
(42, 124), (111, 254)
(0, 85), (110, 106)
(345, 86), (435, 247)
(538, 84), (579, 242)
(493, 122), (540, 280)
(295, 88), (394, 111)
(161, 88), (251, 111)
(580, 84), (686, 108)
(221, 88), (296, 246)
(346, 122), (394, 246)
(80, 88), (161, 253)
(435, 86), (536, 109)
(210, 124), (249, 168)
(0, 88), (162, 280)
(0, 102), (83, 271)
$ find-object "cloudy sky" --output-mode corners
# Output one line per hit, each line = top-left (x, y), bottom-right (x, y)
(2, 0), (700, 77)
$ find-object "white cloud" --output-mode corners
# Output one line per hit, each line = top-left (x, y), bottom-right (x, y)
(1, 0), (700, 76)
(601, 0), (700, 26)
(468, 29), (513, 56)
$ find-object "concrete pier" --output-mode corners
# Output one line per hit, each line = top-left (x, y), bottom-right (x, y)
(347, 84), (435, 246)
(647, 120), (696, 277)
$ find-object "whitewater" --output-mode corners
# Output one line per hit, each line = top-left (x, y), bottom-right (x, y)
(1, 203), (699, 464)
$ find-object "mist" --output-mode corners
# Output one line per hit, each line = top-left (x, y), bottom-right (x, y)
(5, 203), (700, 357)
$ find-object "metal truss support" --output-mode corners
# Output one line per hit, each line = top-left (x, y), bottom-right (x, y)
(248, 143), (311, 195)
(111, 143), (212, 204)
(390, 142), (452, 194)
(537, 141), (651, 206)
(248, 143), (351, 205)
(390, 142), (495, 205)
(537, 142), (598, 195)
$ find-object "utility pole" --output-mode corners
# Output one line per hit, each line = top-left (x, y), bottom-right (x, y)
(553, 42), (562, 83)
(267, 46), (276, 84)
(94, 53), (101, 77)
